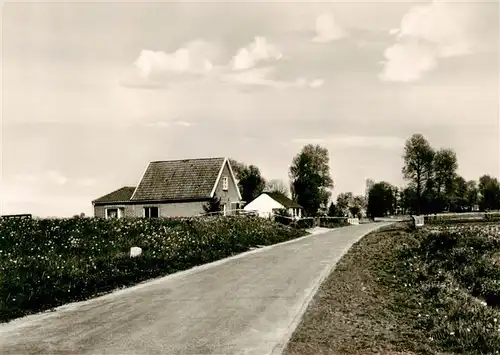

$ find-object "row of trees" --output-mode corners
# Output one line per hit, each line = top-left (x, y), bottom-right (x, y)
(287, 145), (369, 218)
(226, 135), (499, 218)
(287, 144), (371, 218)
(366, 133), (500, 218)
(230, 145), (375, 218)
(225, 145), (336, 217)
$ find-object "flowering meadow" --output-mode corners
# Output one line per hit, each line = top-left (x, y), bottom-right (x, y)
(0, 216), (306, 323)
(381, 222), (500, 354)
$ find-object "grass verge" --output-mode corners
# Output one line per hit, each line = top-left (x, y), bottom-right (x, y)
(0, 216), (306, 323)
(284, 222), (500, 355)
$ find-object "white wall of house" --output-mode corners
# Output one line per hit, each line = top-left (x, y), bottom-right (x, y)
(243, 194), (302, 219)
(94, 201), (207, 218)
(243, 194), (285, 218)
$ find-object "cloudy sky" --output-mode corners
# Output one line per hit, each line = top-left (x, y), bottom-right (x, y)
(1, 0), (499, 217)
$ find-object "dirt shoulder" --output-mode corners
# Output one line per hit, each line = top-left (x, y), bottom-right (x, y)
(283, 223), (462, 355)
(283, 223), (411, 354)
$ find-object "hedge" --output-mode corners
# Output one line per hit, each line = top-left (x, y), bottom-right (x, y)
(0, 216), (306, 322)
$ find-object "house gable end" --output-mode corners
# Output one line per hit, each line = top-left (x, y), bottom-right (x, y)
(244, 193), (284, 211)
(210, 158), (242, 201)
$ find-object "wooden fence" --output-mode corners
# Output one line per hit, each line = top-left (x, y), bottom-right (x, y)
(0, 214), (32, 220)
(424, 211), (500, 224)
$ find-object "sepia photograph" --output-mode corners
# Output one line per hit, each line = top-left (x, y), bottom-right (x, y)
(1, 0), (499, 354)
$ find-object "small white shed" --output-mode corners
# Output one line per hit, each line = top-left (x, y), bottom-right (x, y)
(243, 192), (303, 219)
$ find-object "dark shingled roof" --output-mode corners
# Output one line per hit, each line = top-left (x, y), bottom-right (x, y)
(131, 157), (226, 201)
(93, 187), (136, 204)
(265, 192), (303, 209)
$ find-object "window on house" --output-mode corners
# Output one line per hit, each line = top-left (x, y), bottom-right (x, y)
(106, 208), (119, 219)
(222, 176), (229, 191)
(144, 206), (159, 218)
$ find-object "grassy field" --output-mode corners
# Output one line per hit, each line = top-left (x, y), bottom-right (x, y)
(0, 216), (306, 323)
(284, 221), (500, 355)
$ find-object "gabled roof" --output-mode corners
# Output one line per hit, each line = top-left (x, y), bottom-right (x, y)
(131, 157), (238, 201)
(264, 192), (302, 209)
(92, 187), (136, 204)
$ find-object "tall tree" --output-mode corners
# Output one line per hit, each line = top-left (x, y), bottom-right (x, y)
(450, 175), (468, 212)
(433, 148), (458, 210)
(465, 180), (479, 211)
(402, 134), (435, 214)
(289, 144), (334, 216)
(392, 186), (401, 214)
(351, 195), (367, 218)
(229, 159), (266, 203)
(327, 202), (338, 217)
(229, 159), (246, 179)
(400, 186), (418, 215)
(238, 165), (266, 203)
(264, 179), (289, 197)
(478, 175), (500, 211)
(365, 179), (375, 200)
(367, 182), (396, 218)
(336, 192), (353, 217)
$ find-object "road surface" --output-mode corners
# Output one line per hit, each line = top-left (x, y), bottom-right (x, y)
(0, 222), (391, 355)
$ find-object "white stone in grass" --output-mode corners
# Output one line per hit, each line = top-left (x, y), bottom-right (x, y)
(130, 247), (142, 258)
(412, 215), (424, 228)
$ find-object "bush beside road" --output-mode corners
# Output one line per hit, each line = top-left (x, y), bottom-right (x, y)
(0, 216), (306, 323)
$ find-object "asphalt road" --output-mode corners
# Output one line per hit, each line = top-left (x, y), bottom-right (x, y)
(0, 222), (390, 355)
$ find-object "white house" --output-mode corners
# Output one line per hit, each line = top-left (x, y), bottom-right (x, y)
(243, 192), (303, 219)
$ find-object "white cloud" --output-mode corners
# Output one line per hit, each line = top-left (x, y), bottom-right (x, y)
(46, 171), (68, 185)
(231, 36), (283, 70)
(397, 1), (472, 57)
(76, 178), (97, 187)
(127, 36), (319, 91)
(174, 121), (192, 127)
(143, 121), (171, 128)
(142, 120), (193, 128)
(292, 135), (404, 149)
(328, 135), (404, 149)
(380, 1), (494, 82)
(292, 77), (325, 89)
(292, 138), (326, 144)
(15, 170), (68, 186)
(222, 67), (283, 87)
(133, 40), (222, 79)
(309, 79), (325, 88)
(379, 41), (438, 82)
(222, 67), (325, 90)
(294, 78), (308, 88)
(312, 13), (347, 43)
